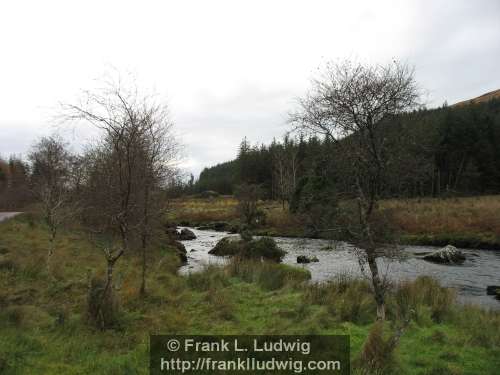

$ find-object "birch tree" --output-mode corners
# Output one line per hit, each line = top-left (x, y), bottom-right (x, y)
(291, 60), (420, 320)
(29, 136), (72, 275)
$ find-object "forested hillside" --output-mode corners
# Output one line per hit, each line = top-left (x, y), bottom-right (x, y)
(195, 98), (500, 200)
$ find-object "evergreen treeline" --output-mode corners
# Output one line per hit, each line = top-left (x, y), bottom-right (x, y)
(194, 99), (500, 199)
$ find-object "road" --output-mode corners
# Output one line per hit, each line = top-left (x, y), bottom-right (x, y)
(0, 212), (22, 222)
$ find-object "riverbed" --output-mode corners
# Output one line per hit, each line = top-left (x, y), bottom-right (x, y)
(178, 227), (500, 309)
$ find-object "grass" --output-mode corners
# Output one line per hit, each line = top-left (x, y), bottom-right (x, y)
(1, 213), (500, 373)
(169, 194), (500, 248)
(381, 195), (500, 249)
(168, 196), (311, 237)
(167, 195), (240, 224)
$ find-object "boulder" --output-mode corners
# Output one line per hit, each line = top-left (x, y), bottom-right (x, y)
(208, 236), (285, 262)
(297, 255), (319, 264)
(179, 228), (196, 240)
(171, 240), (187, 263)
(423, 245), (466, 265)
(208, 236), (241, 256)
(243, 237), (285, 262)
(209, 236), (285, 262)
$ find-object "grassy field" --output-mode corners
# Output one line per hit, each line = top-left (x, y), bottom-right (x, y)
(382, 196), (500, 249)
(1, 213), (500, 373)
(168, 195), (500, 248)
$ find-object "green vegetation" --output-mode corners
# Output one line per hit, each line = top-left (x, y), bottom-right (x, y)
(209, 236), (286, 262)
(1, 214), (500, 374)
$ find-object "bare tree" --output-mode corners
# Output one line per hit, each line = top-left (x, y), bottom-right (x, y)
(63, 79), (146, 255)
(28, 136), (72, 275)
(291, 60), (420, 320)
(235, 183), (264, 227)
(63, 74), (179, 296)
(136, 106), (179, 295)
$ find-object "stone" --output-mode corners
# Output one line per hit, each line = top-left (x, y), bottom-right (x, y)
(486, 285), (500, 296)
(208, 236), (241, 256)
(179, 228), (196, 240)
(297, 255), (319, 264)
(423, 245), (466, 265)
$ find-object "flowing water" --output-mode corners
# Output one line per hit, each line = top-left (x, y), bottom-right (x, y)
(178, 227), (500, 309)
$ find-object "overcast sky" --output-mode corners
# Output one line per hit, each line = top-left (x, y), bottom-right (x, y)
(1, 0), (499, 177)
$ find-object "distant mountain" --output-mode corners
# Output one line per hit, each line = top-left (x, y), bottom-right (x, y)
(453, 89), (500, 107)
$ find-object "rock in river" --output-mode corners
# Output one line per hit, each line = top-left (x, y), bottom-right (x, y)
(486, 285), (500, 296)
(208, 236), (241, 256)
(179, 228), (196, 240)
(423, 245), (466, 265)
(297, 255), (319, 264)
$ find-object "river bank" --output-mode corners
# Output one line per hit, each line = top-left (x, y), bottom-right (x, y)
(167, 195), (500, 249)
(178, 226), (500, 309)
(1, 213), (500, 374)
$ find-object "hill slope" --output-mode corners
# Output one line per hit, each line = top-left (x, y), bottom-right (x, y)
(453, 89), (500, 107)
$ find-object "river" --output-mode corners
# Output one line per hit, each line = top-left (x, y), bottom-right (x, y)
(178, 227), (500, 309)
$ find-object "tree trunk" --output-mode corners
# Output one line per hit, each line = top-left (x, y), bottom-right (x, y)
(140, 235), (147, 296)
(47, 228), (56, 276)
(367, 251), (386, 320)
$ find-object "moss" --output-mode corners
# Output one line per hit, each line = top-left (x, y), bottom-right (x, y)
(209, 236), (286, 262)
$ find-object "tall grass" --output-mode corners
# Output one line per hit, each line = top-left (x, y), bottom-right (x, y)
(390, 276), (456, 324)
(303, 273), (374, 324)
(2, 213), (500, 374)
(382, 195), (500, 238)
(167, 196), (240, 224)
(226, 258), (311, 290)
